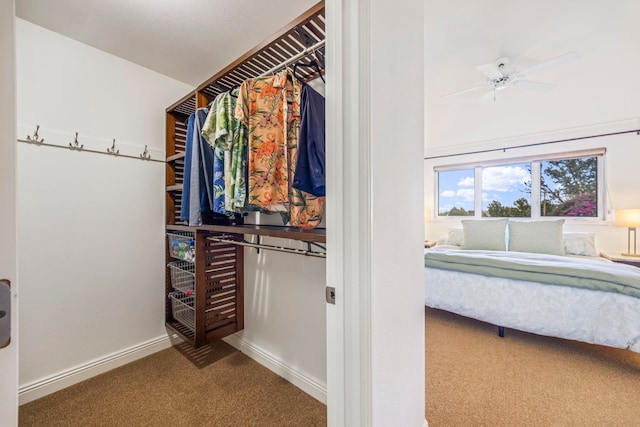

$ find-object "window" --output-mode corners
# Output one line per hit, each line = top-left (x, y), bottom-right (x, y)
(437, 169), (475, 216)
(482, 163), (531, 217)
(436, 150), (604, 219)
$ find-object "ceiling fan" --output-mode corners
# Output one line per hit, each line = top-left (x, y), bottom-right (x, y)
(441, 51), (580, 102)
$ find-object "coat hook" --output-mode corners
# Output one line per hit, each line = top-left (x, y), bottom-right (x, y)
(107, 139), (119, 155)
(69, 132), (84, 151)
(139, 145), (151, 160)
(26, 125), (44, 144)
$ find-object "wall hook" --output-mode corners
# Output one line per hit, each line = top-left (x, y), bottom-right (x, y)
(68, 132), (84, 151)
(26, 125), (44, 144)
(107, 139), (119, 155)
(139, 145), (151, 160)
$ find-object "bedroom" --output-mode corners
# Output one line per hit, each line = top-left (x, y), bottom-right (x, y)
(1, 0), (639, 426)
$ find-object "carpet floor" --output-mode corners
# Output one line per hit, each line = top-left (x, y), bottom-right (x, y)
(425, 307), (640, 426)
(20, 309), (640, 426)
(19, 340), (326, 426)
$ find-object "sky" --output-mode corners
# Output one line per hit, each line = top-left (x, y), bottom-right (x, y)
(438, 163), (531, 213)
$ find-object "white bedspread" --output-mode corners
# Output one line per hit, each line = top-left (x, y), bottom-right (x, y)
(424, 266), (640, 353)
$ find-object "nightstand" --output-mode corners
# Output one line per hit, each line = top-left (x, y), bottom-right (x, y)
(424, 241), (436, 248)
(601, 253), (640, 268)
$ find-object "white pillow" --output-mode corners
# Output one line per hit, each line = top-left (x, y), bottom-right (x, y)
(508, 220), (565, 255)
(446, 228), (464, 246)
(564, 232), (598, 256)
(462, 219), (508, 251)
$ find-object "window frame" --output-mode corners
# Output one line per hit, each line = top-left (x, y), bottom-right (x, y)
(435, 149), (606, 220)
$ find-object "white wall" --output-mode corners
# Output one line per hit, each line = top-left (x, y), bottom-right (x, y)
(16, 19), (193, 401)
(424, 124), (640, 254)
(424, 0), (640, 253)
(325, 0), (426, 424)
(226, 235), (327, 401)
(0, 0), (18, 423)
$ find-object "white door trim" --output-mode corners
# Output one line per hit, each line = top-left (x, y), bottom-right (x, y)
(0, 0), (18, 424)
(326, 0), (373, 425)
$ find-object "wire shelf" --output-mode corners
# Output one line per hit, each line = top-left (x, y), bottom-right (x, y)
(169, 290), (195, 332)
(167, 232), (195, 262)
(168, 260), (195, 292)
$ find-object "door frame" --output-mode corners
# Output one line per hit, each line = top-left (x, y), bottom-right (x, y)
(0, 0), (19, 424)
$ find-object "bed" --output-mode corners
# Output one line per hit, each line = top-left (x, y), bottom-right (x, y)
(423, 219), (640, 353)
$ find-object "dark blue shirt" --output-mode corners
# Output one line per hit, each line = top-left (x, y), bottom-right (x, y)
(293, 83), (325, 197)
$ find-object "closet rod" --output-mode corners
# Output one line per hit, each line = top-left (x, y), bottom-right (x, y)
(424, 128), (640, 161)
(18, 138), (163, 163)
(207, 236), (327, 258)
(258, 39), (325, 78)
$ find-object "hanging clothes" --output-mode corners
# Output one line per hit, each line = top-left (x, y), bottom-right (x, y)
(293, 83), (325, 197)
(180, 112), (196, 222)
(235, 70), (324, 229)
(194, 107), (214, 212)
(282, 70), (324, 229)
(201, 88), (248, 213)
(235, 72), (290, 213)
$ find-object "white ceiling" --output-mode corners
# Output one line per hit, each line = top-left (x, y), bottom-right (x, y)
(15, 0), (319, 86)
(15, 0), (640, 125)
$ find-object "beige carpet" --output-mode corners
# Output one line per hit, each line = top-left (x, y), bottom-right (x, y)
(19, 340), (326, 426)
(20, 310), (640, 426)
(426, 307), (640, 426)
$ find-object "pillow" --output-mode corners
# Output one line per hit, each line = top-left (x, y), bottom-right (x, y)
(508, 220), (565, 255)
(564, 232), (598, 257)
(446, 228), (464, 246)
(462, 219), (508, 251)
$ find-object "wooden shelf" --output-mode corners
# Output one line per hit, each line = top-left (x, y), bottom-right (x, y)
(167, 223), (326, 244)
(167, 152), (185, 162)
(166, 184), (183, 192)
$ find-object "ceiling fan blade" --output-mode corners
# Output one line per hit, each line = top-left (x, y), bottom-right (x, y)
(512, 80), (556, 92)
(439, 84), (488, 99)
(481, 89), (496, 102)
(517, 51), (580, 77)
(475, 63), (503, 79)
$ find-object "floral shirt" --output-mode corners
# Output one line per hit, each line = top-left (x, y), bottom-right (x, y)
(200, 98), (226, 214)
(236, 70), (324, 228)
(201, 89), (247, 213)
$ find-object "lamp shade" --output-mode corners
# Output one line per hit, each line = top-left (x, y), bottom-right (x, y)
(615, 209), (640, 227)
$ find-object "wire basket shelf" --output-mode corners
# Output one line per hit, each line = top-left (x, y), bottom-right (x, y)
(169, 290), (195, 332)
(167, 232), (195, 262)
(168, 260), (195, 292)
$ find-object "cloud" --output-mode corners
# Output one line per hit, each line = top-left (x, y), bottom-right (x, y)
(458, 177), (474, 188)
(482, 166), (529, 192)
(440, 188), (474, 202)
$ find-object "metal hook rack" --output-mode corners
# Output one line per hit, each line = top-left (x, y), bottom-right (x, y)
(107, 139), (119, 155)
(26, 125), (44, 144)
(140, 145), (151, 160)
(68, 132), (84, 151)
(19, 125), (164, 163)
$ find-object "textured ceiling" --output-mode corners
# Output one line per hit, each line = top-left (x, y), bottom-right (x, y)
(16, 0), (319, 86)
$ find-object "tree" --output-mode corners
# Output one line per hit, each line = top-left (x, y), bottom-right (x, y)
(541, 158), (596, 206)
(445, 207), (474, 216)
(512, 197), (531, 217)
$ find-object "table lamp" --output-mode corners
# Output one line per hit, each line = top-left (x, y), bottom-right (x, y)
(615, 208), (640, 257)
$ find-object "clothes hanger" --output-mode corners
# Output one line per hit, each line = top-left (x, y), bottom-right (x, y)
(293, 59), (325, 83)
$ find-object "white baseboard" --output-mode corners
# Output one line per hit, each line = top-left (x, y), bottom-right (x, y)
(18, 335), (172, 405)
(223, 334), (327, 404)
